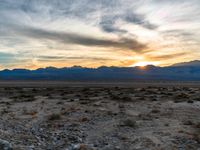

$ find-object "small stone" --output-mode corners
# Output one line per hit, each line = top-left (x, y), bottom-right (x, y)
(27, 145), (35, 150)
(0, 139), (12, 150)
(66, 144), (93, 150)
(115, 146), (121, 150)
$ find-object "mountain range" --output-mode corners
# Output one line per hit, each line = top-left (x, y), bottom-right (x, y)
(1, 60), (200, 81)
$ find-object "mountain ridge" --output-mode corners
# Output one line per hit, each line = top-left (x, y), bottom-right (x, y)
(172, 60), (200, 67)
(0, 60), (200, 81)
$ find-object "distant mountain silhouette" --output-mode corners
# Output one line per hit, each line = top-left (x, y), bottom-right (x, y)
(172, 60), (200, 67)
(0, 60), (200, 81)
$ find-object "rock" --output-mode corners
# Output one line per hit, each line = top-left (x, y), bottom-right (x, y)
(66, 144), (93, 150)
(0, 139), (12, 150)
(93, 101), (102, 107)
(27, 145), (35, 150)
(114, 146), (121, 150)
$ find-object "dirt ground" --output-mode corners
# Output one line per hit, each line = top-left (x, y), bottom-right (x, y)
(0, 83), (200, 150)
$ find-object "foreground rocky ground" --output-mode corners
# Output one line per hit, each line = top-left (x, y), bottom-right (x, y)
(0, 86), (200, 150)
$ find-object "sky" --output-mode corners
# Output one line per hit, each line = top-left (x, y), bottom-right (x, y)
(0, 0), (200, 69)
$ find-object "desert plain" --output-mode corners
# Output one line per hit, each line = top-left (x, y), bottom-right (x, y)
(0, 82), (200, 150)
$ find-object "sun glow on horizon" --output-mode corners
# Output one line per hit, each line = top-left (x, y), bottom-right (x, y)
(131, 61), (159, 67)
(131, 55), (159, 67)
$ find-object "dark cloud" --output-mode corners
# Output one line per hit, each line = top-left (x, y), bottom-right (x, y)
(99, 11), (158, 34)
(7, 24), (146, 52)
(124, 11), (158, 30)
(148, 53), (187, 61)
(37, 55), (114, 62)
(99, 16), (127, 34)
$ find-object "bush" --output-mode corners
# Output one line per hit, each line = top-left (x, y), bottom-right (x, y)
(48, 113), (61, 121)
(121, 118), (137, 128)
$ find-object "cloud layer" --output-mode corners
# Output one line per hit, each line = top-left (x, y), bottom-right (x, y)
(0, 0), (200, 69)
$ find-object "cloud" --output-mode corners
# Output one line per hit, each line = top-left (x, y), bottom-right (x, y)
(0, 0), (200, 68)
(98, 10), (158, 35)
(161, 30), (196, 41)
(147, 53), (188, 61)
(124, 11), (158, 30)
(37, 55), (114, 62)
(0, 52), (15, 64)
(0, 0), (154, 35)
(99, 16), (127, 34)
(5, 24), (147, 52)
(0, 52), (29, 69)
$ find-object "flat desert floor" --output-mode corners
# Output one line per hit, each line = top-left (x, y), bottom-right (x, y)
(0, 82), (200, 150)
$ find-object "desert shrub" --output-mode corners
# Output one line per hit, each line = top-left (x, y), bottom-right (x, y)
(151, 98), (158, 101)
(46, 88), (54, 91)
(121, 96), (132, 102)
(32, 88), (38, 92)
(174, 99), (183, 103)
(61, 97), (68, 100)
(57, 101), (64, 105)
(151, 109), (160, 113)
(11, 94), (36, 102)
(24, 110), (37, 116)
(187, 100), (194, 103)
(121, 118), (137, 128)
(195, 122), (200, 128)
(138, 113), (153, 121)
(82, 88), (90, 92)
(4, 87), (12, 91)
(0, 108), (9, 115)
(175, 93), (189, 99)
(164, 123), (169, 127)
(110, 94), (120, 100)
(183, 120), (193, 126)
(79, 117), (89, 122)
(48, 113), (61, 121)
(193, 134), (200, 143)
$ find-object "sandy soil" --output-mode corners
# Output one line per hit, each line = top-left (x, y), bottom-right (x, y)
(0, 84), (200, 150)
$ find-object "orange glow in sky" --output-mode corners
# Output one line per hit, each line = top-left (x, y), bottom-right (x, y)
(131, 61), (158, 67)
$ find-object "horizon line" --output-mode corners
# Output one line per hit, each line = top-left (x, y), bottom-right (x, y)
(0, 59), (200, 71)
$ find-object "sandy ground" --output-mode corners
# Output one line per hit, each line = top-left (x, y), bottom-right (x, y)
(0, 83), (200, 149)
